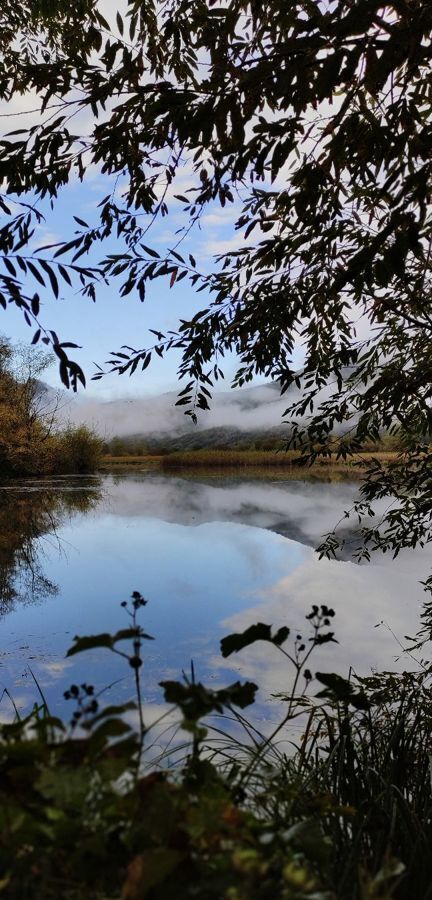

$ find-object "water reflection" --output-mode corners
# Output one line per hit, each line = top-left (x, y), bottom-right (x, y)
(102, 471), (363, 550)
(0, 478), (102, 613)
(0, 472), (429, 725)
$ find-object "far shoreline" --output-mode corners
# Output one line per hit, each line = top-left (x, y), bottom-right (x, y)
(99, 448), (398, 478)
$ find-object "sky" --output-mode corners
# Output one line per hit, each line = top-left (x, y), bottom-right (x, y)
(0, 3), (368, 415)
(3, 170), (252, 399)
(64, 381), (300, 438)
(0, 3), (313, 406)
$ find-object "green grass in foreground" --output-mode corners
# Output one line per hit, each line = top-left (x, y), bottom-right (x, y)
(0, 592), (431, 899)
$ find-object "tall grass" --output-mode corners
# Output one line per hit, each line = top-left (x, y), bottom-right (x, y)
(100, 453), (162, 468)
(256, 669), (432, 899)
(194, 614), (432, 899)
(160, 448), (397, 471)
(162, 449), (297, 467)
(1, 595), (431, 899)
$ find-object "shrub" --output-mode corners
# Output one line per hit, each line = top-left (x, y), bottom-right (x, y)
(0, 594), (430, 899)
(51, 425), (104, 474)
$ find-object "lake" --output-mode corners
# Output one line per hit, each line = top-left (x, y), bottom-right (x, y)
(0, 471), (429, 735)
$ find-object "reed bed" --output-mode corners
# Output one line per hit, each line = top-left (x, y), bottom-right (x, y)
(160, 449), (397, 470)
(162, 449), (297, 468)
(101, 454), (162, 467)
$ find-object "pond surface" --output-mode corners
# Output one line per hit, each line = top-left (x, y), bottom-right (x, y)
(0, 472), (429, 730)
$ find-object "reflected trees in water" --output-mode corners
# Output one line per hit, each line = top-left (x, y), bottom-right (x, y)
(0, 481), (103, 613)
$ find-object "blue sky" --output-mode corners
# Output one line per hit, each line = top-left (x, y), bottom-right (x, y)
(0, 3), (373, 406)
(4, 162), (308, 399)
(4, 170), (249, 398)
(1, 0), (310, 403)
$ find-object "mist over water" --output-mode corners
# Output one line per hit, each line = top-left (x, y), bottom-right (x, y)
(0, 472), (429, 728)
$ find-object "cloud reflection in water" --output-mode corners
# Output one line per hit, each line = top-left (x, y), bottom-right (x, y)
(0, 473), (429, 726)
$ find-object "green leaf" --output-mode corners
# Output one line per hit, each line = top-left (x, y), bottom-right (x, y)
(40, 261), (59, 297)
(283, 818), (332, 866)
(122, 849), (182, 897)
(113, 627), (154, 643)
(315, 672), (370, 709)
(86, 702), (137, 724)
(221, 623), (290, 657)
(141, 244), (160, 259)
(88, 718), (132, 740)
(160, 679), (257, 721)
(66, 633), (115, 657)
(27, 261), (45, 286)
(36, 767), (89, 806)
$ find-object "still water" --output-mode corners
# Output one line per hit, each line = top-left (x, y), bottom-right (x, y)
(0, 472), (429, 727)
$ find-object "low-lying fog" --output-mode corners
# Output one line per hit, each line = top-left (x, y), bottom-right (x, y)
(64, 382), (301, 437)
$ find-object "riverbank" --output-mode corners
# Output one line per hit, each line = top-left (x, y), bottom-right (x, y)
(100, 449), (397, 476)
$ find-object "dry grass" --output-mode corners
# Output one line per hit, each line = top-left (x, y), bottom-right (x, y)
(162, 449), (297, 468)
(99, 450), (398, 477)
(100, 454), (162, 468)
(160, 449), (397, 471)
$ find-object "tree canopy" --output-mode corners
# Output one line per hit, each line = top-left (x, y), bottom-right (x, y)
(1, 1), (432, 598)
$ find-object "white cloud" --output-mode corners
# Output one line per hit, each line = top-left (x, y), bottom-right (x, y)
(201, 234), (244, 257)
(30, 229), (61, 251)
(201, 208), (240, 229)
(211, 542), (425, 710)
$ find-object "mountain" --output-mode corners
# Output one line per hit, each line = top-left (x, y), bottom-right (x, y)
(65, 381), (299, 442)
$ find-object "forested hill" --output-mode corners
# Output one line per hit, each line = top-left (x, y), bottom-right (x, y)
(68, 381), (295, 443)
(105, 425), (292, 456)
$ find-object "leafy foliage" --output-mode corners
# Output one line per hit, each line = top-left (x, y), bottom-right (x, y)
(0, 338), (54, 475)
(160, 679), (258, 725)
(51, 425), (104, 475)
(221, 622), (290, 657)
(0, 1), (431, 578)
(0, 338), (103, 476)
(315, 672), (370, 710)
(0, 593), (431, 899)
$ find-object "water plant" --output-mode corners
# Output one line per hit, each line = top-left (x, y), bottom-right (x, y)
(0, 592), (430, 899)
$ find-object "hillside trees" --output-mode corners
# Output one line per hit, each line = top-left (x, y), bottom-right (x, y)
(0, 2), (431, 590)
(0, 338), (57, 474)
(0, 338), (103, 475)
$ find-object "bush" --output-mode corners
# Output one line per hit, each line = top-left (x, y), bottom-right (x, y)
(51, 425), (104, 474)
(0, 594), (430, 899)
